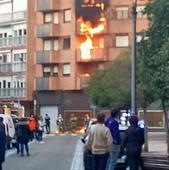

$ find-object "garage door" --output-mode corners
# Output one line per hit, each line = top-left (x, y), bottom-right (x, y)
(40, 106), (58, 133)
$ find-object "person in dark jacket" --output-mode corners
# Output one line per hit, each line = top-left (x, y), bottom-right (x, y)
(17, 118), (31, 156)
(0, 117), (6, 170)
(122, 115), (145, 170)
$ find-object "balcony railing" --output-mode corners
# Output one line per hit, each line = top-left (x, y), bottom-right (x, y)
(36, 77), (58, 91)
(0, 88), (26, 99)
(37, 0), (59, 11)
(76, 48), (107, 62)
(36, 50), (60, 64)
(0, 62), (26, 73)
(36, 24), (59, 38)
(0, 36), (27, 48)
(0, 11), (27, 24)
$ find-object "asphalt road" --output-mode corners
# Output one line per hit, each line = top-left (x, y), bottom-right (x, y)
(3, 134), (83, 170)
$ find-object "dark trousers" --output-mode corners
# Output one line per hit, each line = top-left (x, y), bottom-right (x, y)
(45, 124), (50, 134)
(92, 153), (109, 170)
(30, 131), (34, 141)
(127, 154), (141, 170)
(20, 142), (29, 154)
(0, 162), (2, 170)
(38, 130), (43, 141)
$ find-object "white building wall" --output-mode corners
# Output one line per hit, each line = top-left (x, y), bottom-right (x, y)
(0, 2), (11, 14)
(13, 0), (27, 12)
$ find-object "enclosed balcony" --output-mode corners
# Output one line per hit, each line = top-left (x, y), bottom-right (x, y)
(36, 51), (60, 64)
(0, 11), (27, 26)
(37, 0), (60, 12)
(0, 36), (27, 49)
(36, 77), (58, 91)
(0, 62), (26, 74)
(76, 48), (107, 62)
(36, 24), (60, 38)
(0, 88), (26, 99)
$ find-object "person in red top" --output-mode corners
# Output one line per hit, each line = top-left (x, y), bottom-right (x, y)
(28, 115), (36, 141)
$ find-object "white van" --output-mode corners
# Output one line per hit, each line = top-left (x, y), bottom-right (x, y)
(0, 114), (15, 138)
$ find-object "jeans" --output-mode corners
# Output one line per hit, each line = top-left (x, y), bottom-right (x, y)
(0, 163), (2, 170)
(92, 153), (109, 170)
(106, 144), (120, 170)
(20, 142), (29, 155)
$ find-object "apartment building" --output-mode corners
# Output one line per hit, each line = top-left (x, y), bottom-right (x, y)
(0, 0), (29, 115)
(28, 0), (149, 129)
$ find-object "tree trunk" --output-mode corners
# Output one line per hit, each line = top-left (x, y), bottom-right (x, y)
(143, 106), (149, 152)
(161, 99), (169, 154)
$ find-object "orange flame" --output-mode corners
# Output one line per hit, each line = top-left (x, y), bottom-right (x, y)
(80, 18), (105, 60)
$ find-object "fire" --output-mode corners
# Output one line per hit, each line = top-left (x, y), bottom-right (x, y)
(79, 18), (106, 60)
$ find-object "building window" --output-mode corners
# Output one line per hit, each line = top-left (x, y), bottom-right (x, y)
(64, 9), (71, 22)
(116, 7), (128, 19)
(63, 37), (71, 49)
(63, 63), (71, 76)
(54, 39), (59, 50)
(54, 12), (59, 24)
(44, 40), (52, 50)
(115, 35), (129, 47)
(53, 65), (58, 76)
(137, 6), (147, 19)
(43, 66), (51, 77)
(44, 13), (52, 23)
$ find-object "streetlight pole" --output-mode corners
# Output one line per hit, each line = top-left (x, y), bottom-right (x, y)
(131, 0), (137, 115)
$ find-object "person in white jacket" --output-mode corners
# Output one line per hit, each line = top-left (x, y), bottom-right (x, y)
(85, 113), (113, 170)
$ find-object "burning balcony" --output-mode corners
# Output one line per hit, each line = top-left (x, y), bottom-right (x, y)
(36, 51), (60, 64)
(37, 0), (59, 12)
(76, 48), (107, 62)
(36, 24), (60, 38)
(36, 77), (58, 91)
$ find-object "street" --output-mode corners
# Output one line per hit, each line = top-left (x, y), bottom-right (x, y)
(3, 131), (167, 170)
(4, 134), (84, 170)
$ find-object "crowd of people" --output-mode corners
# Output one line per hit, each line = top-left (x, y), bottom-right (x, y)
(83, 108), (145, 170)
(0, 110), (145, 170)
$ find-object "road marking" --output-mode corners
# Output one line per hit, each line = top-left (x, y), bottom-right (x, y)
(70, 139), (84, 170)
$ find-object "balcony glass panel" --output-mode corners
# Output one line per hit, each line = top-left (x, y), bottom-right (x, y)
(0, 36), (27, 48)
(36, 24), (50, 37)
(0, 63), (12, 73)
(0, 88), (26, 98)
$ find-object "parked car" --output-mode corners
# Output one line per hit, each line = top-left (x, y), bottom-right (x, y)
(82, 121), (128, 170)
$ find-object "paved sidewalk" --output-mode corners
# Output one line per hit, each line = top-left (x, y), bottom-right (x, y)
(145, 131), (167, 155)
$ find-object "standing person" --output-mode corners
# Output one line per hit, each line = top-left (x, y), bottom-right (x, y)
(56, 114), (64, 133)
(85, 113), (113, 170)
(38, 116), (45, 142)
(105, 108), (121, 170)
(70, 114), (77, 132)
(17, 118), (31, 156)
(122, 115), (145, 170)
(45, 114), (51, 134)
(0, 117), (6, 170)
(28, 115), (36, 141)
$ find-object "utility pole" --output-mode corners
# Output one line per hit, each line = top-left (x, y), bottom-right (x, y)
(131, 0), (137, 115)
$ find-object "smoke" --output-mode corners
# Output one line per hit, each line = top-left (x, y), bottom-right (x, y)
(76, 0), (109, 24)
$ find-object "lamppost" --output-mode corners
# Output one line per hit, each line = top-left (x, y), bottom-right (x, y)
(131, 0), (137, 115)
